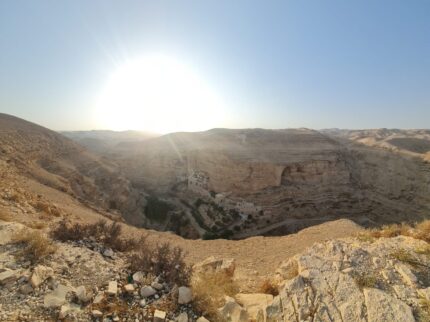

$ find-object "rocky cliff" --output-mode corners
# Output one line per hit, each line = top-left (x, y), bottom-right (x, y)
(115, 128), (430, 236)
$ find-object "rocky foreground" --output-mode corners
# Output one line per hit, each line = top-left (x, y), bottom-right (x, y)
(0, 219), (429, 322)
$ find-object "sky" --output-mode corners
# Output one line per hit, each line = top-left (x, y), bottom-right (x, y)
(1, 0), (429, 132)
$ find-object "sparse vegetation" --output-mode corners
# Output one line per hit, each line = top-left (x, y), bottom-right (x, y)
(144, 196), (173, 222)
(353, 271), (379, 289)
(11, 228), (57, 263)
(416, 244), (430, 256)
(357, 220), (430, 243)
(128, 242), (191, 286)
(391, 248), (430, 268)
(417, 295), (430, 322)
(191, 271), (239, 321)
(50, 219), (145, 252)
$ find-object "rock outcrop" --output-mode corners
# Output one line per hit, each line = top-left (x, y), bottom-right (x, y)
(264, 236), (429, 322)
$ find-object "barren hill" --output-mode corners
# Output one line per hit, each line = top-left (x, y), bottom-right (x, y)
(0, 113), (147, 225)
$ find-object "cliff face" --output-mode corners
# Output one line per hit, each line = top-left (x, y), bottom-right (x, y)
(118, 128), (430, 234)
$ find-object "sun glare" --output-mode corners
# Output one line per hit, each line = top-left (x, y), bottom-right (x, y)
(94, 55), (225, 133)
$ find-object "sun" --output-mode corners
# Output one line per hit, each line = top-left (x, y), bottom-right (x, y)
(94, 54), (226, 133)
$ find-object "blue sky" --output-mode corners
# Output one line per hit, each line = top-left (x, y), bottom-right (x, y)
(1, 0), (429, 131)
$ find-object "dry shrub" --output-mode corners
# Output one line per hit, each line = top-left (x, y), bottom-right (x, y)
(417, 295), (430, 322)
(12, 229), (57, 263)
(391, 248), (430, 268)
(259, 278), (279, 296)
(353, 272), (378, 289)
(50, 219), (144, 252)
(357, 220), (430, 243)
(416, 244), (430, 256)
(415, 221), (430, 243)
(33, 201), (51, 214)
(128, 242), (191, 286)
(192, 271), (239, 321)
(26, 221), (46, 230)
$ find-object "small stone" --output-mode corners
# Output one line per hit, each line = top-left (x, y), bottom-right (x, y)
(75, 285), (90, 302)
(177, 312), (188, 322)
(139, 299), (146, 307)
(196, 317), (210, 322)
(59, 303), (81, 319)
(0, 270), (18, 285)
(93, 291), (104, 304)
(30, 265), (53, 288)
(107, 281), (118, 296)
(44, 284), (71, 308)
(92, 310), (103, 317)
(178, 286), (192, 304)
(124, 284), (135, 293)
(133, 271), (145, 284)
(103, 248), (114, 258)
(19, 283), (33, 295)
(140, 285), (156, 298)
(151, 281), (163, 290)
(153, 309), (166, 322)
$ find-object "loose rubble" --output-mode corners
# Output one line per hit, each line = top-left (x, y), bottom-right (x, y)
(1, 218), (429, 322)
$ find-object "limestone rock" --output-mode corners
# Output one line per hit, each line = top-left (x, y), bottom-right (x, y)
(30, 265), (53, 288)
(364, 288), (415, 322)
(235, 293), (273, 320)
(107, 281), (117, 296)
(75, 285), (90, 303)
(140, 285), (156, 298)
(178, 286), (192, 304)
(395, 263), (417, 286)
(59, 303), (81, 319)
(103, 248), (114, 258)
(151, 281), (163, 290)
(44, 284), (72, 308)
(153, 309), (166, 322)
(19, 283), (33, 295)
(193, 256), (235, 276)
(0, 269), (18, 285)
(124, 284), (135, 293)
(133, 271), (145, 283)
(218, 296), (249, 322)
(177, 312), (188, 322)
(92, 310), (103, 318)
(93, 291), (104, 304)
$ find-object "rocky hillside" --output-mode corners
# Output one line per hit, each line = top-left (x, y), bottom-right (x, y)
(61, 130), (159, 155)
(0, 113), (147, 226)
(1, 218), (429, 322)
